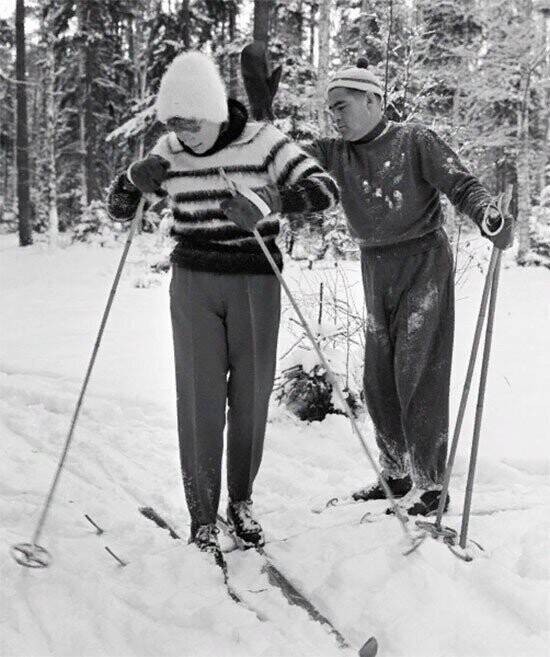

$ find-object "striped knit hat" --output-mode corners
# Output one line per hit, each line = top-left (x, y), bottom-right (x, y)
(327, 58), (383, 98)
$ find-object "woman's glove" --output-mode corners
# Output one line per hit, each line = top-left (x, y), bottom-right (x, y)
(127, 155), (170, 194)
(220, 185), (281, 232)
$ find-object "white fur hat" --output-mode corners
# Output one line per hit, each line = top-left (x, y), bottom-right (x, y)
(155, 51), (228, 123)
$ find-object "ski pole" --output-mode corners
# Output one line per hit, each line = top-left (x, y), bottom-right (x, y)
(433, 246), (499, 530)
(11, 197), (146, 568)
(459, 246), (502, 548)
(217, 169), (412, 540)
(457, 186), (512, 549)
(250, 224), (412, 536)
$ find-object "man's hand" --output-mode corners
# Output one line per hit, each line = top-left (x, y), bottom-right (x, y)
(220, 185), (281, 233)
(127, 155), (170, 194)
(482, 206), (515, 251)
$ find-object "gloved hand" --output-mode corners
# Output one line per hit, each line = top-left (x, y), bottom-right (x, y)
(127, 155), (170, 194)
(482, 206), (515, 251)
(220, 184), (281, 233)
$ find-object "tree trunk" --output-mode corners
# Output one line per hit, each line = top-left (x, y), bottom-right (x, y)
(228, 1), (239, 97)
(77, 3), (88, 207)
(516, 0), (535, 263)
(44, 30), (59, 247)
(539, 11), (549, 195)
(317, 0), (331, 135)
(516, 66), (532, 262)
(254, 0), (273, 44)
(359, 0), (370, 53)
(446, 86), (461, 245)
(77, 1), (98, 206)
(15, 0), (32, 246)
(181, 0), (190, 49)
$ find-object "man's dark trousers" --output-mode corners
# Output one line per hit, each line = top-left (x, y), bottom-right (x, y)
(170, 266), (280, 531)
(361, 229), (455, 489)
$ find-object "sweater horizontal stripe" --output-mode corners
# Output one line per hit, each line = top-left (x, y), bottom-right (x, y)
(107, 121), (339, 274)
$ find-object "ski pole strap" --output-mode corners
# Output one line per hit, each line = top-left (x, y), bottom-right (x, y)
(218, 167), (271, 217)
(481, 208), (503, 237)
(237, 187), (272, 217)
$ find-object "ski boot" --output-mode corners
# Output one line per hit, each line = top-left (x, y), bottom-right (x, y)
(352, 474), (412, 502)
(226, 499), (265, 549)
(386, 487), (450, 516)
(191, 523), (225, 569)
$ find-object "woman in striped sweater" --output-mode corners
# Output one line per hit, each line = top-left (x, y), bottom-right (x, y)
(107, 51), (338, 566)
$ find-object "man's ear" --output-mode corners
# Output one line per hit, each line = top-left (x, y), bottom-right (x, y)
(364, 91), (375, 107)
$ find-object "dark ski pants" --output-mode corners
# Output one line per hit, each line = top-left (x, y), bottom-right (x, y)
(169, 266), (280, 531)
(360, 229), (454, 489)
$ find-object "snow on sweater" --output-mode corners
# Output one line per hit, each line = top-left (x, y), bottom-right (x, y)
(310, 118), (494, 248)
(107, 118), (339, 274)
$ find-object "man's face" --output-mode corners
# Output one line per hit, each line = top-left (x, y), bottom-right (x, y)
(328, 88), (381, 141)
(165, 117), (221, 153)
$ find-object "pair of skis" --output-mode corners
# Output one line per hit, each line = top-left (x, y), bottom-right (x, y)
(139, 507), (378, 657)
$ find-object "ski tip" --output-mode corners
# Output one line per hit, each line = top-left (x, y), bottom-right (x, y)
(359, 636), (378, 657)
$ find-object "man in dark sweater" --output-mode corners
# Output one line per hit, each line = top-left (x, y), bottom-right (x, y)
(318, 61), (513, 515)
(232, 59), (513, 517)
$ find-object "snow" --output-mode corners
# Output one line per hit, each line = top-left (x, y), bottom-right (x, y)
(1, 233), (549, 657)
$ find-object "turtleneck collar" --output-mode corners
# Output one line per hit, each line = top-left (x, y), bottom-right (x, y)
(178, 98), (248, 157)
(351, 116), (388, 145)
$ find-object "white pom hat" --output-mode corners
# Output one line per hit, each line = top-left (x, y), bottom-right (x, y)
(155, 51), (228, 123)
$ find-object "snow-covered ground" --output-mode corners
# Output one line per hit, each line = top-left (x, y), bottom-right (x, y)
(1, 232), (549, 657)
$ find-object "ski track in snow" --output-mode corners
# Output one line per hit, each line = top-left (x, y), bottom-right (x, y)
(1, 235), (549, 657)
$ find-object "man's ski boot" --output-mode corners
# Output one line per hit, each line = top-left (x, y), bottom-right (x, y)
(190, 523), (225, 569)
(386, 487), (450, 516)
(226, 499), (265, 549)
(352, 474), (412, 502)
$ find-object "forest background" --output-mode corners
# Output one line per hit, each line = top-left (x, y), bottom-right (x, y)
(1, 0), (549, 266)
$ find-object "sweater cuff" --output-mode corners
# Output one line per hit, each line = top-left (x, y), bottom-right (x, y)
(481, 206), (504, 236)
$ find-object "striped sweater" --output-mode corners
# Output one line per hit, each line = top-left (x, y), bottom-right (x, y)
(107, 103), (339, 274)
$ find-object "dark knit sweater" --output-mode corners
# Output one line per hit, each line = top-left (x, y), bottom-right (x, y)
(310, 118), (494, 248)
(107, 100), (339, 274)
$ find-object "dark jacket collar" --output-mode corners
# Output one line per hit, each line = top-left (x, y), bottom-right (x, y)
(351, 116), (388, 145)
(177, 98), (248, 157)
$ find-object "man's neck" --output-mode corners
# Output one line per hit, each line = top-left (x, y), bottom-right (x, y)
(351, 116), (387, 145)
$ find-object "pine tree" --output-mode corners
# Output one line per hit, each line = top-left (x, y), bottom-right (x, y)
(15, 0), (32, 246)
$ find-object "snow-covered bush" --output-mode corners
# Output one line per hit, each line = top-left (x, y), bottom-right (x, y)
(275, 272), (364, 422)
(129, 209), (175, 287)
(275, 363), (334, 422)
(523, 186), (550, 269)
(275, 361), (360, 423)
(323, 208), (359, 260)
(0, 204), (17, 234)
(71, 200), (123, 246)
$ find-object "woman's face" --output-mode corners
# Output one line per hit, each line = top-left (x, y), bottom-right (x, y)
(165, 117), (221, 153)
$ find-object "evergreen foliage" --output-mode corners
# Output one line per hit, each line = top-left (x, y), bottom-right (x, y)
(0, 0), (547, 262)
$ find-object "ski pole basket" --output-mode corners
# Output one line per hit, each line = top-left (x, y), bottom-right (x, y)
(10, 543), (52, 568)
